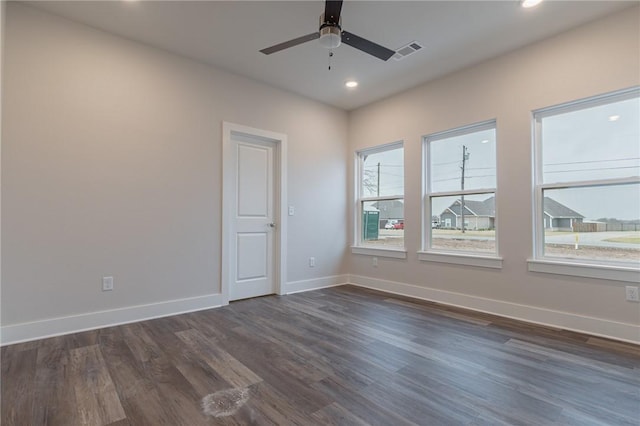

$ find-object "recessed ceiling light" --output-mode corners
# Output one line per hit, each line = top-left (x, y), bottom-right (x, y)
(345, 80), (358, 88)
(609, 115), (620, 122)
(481, 139), (489, 144)
(521, 0), (543, 8)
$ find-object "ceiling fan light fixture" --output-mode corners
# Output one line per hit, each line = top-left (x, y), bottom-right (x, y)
(319, 26), (342, 49)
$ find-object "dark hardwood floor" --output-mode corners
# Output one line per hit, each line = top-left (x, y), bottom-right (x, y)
(2, 285), (639, 425)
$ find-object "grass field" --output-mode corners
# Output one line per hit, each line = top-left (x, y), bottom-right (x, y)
(604, 237), (640, 244)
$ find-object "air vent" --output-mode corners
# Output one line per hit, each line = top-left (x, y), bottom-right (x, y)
(392, 41), (424, 61)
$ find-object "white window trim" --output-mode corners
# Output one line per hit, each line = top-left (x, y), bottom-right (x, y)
(527, 259), (639, 283)
(352, 141), (405, 257)
(531, 87), (640, 280)
(418, 251), (503, 269)
(421, 120), (500, 266)
(352, 246), (408, 259)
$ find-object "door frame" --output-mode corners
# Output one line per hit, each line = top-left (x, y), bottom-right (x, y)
(221, 122), (288, 304)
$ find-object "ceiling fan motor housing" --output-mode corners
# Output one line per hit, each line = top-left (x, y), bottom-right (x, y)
(319, 13), (341, 49)
(260, 2), (395, 62)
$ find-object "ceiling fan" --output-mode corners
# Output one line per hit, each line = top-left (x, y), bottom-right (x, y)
(260, 0), (396, 61)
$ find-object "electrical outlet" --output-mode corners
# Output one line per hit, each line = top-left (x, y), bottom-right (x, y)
(288, 205), (295, 216)
(372, 257), (378, 267)
(625, 286), (639, 302)
(309, 257), (315, 267)
(102, 276), (114, 291)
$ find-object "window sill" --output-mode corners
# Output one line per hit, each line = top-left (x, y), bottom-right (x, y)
(418, 251), (503, 269)
(351, 246), (407, 259)
(527, 259), (640, 283)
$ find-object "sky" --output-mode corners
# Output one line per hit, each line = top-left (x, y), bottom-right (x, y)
(541, 95), (639, 220)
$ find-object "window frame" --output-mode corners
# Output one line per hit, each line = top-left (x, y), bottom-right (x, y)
(420, 120), (502, 268)
(352, 141), (407, 258)
(530, 87), (640, 282)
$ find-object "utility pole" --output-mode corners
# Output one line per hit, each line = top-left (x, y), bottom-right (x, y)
(460, 145), (469, 233)
(377, 162), (381, 197)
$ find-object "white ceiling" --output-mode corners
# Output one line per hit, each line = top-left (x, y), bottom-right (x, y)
(27, 0), (634, 110)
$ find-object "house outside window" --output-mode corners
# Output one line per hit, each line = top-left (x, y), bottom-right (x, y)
(531, 88), (640, 276)
(354, 142), (404, 251)
(423, 121), (498, 257)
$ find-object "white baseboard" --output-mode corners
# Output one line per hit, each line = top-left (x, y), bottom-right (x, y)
(284, 274), (349, 294)
(1, 293), (223, 346)
(4, 275), (637, 346)
(348, 274), (640, 344)
(1, 273), (349, 346)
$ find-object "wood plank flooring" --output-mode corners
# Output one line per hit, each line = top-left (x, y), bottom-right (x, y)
(2, 285), (639, 425)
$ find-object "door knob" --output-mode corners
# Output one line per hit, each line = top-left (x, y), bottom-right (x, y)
(268, 222), (276, 228)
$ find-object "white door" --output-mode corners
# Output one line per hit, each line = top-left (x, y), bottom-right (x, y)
(228, 134), (277, 301)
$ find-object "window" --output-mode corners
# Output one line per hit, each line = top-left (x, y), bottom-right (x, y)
(423, 121), (498, 260)
(532, 88), (640, 276)
(354, 142), (404, 253)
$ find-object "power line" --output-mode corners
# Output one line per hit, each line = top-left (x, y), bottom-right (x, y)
(466, 167), (495, 171)
(432, 160), (460, 166)
(545, 165), (639, 173)
(433, 174), (495, 183)
(467, 174), (496, 179)
(461, 145), (469, 233)
(545, 157), (640, 166)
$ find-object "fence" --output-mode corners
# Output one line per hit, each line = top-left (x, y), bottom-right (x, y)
(573, 223), (640, 232)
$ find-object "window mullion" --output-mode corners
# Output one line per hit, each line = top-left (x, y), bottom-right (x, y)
(540, 176), (640, 190)
(429, 188), (496, 198)
(361, 195), (404, 203)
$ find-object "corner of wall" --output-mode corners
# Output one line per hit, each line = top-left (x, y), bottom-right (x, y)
(0, 0), (6, 344)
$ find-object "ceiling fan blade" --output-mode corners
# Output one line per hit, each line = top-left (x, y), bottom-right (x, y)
(324, 0), (343, 24)
(260, 32), (320, 55)
(341, 31), (395, 61)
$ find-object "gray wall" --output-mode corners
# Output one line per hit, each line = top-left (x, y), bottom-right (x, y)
(348, 7), (640, 329)
(2, 3), (639, 343)
(1, 4), (348, 327)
